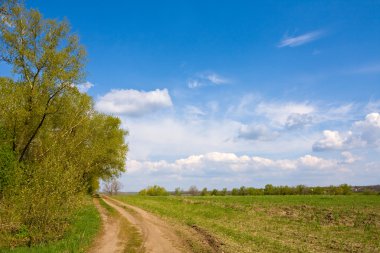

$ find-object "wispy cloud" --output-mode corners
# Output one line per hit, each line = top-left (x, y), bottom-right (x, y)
(203, 73), (229, 85)
(278, 30), (325, 48)
(188, 72), (229, 89)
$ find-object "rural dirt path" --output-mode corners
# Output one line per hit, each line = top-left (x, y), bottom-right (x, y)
(89, 198), (123, 253)
(101, 196), (186, 253)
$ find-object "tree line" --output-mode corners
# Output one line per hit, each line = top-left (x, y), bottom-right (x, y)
(0, 1), (127, 247)
(138, 184), (358, 196)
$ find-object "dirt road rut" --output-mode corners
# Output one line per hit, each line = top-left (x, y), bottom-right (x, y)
(102, 196), (186, 253)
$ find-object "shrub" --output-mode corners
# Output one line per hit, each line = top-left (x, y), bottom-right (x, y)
(139, 185), (168, 196)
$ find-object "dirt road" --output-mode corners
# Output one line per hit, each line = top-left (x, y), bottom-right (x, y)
(89, 199), (123, 253)
(99, 196), (187, 253)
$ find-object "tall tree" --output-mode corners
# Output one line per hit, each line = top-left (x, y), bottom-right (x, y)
(0, 2), (85, 161)
(0, 1), (127, 245)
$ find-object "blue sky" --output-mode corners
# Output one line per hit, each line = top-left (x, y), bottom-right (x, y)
(4, 1), (380, 191)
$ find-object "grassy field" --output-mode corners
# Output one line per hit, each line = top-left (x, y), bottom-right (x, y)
(1, 198), (100, 253)
(114, 195), (380, 253)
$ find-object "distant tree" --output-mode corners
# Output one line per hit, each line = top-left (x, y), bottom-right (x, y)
(264, 184), (274, 195)
(211, 189), (219, 196)
(231, 188), (239, 196)
(220, 188), (227, 196)
(111, 178), (123, 195)
(295, 185), (304, 194)
(174, 187), (182, 196)
(139, 189), (147, 196)
(239, 186), (247, 196)
(201, 187), (208, 196)
(188, 185), (199, 196)
(339, 184), (352, 195)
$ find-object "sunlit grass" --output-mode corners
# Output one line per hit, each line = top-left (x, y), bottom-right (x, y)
(114, 195), (380, 253)
(1, 198), (101, 253)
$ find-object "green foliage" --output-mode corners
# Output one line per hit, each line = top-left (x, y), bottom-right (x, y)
(200, 187), (208, 196)
(0, 1), (127, 248)
(174, 187), (182, 196)
(139, 185), (168, 196)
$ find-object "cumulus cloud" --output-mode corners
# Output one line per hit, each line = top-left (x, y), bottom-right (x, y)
(126, 152), (342, 179)
(278, 30), (325, 48)
(313, 130), (345, 151)
(313, 113), (380, 151)
(95, 88), (172, 116)
(238, 124), (279, 141)
(76, 81), (94, 93)
(353, 112), (380, 147)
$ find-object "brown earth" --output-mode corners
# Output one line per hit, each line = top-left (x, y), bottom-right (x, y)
(98, 196), (188, 253)
(88, 198), (123, 253)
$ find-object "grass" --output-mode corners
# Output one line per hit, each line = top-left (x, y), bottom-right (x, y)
(114, 195), (380, 253)
(99, 197), (143, 253)
(1, 197), (101, 253)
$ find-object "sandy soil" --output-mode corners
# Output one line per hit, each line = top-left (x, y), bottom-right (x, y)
(89, 198), (123, 253)
(102, 196), (187, 253)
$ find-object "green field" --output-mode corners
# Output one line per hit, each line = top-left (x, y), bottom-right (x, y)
(114, 195), (380, 253)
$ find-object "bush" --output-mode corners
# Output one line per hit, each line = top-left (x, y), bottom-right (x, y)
(139, 185), (168, 196)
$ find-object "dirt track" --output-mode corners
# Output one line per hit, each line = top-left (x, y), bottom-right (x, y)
(89, 199), (123, 253)
(97, 196), (186, 253)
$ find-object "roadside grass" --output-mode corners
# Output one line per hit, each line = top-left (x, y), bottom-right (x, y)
(99, 197), (143, 253)
(0, 197), (100, 253)
(114, 195), (380, 253)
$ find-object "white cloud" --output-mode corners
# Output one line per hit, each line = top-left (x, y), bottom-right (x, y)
(95, 88), (172, 116)
(124, 152), (344, 184)
(77, 81), (94, 93)
(353, 112), (380, 147)
(188, 72), (229, 88)
(313, 130), (345, 151)
(278, 30), (325, 48)
(187, 80), (202, 88)
(255, 102), (315, 126)
(341, 151), (360, 164)
(298, 155), (336, 169)
(313, 113), (380, 151)
(202, 73), (229, 85)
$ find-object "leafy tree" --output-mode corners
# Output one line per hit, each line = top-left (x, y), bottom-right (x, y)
(231, 188), (239, 196)
(174, 187), (182, 196)
(201, 187), (208, 196)
(0, 1), (127, 246)
(264, 184), (274, 195)
(210, 189), (219, 196)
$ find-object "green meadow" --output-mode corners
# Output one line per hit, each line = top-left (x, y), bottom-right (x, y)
(114, 195), (380, 253)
